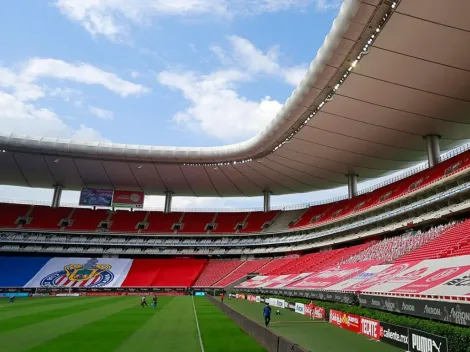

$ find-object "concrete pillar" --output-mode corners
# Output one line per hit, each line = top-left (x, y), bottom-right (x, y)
(347, 174), (358, 199)
(424, 134), (441, 167)
(51, 184), (63, 208)
(164, 190), (173, 213)
(263, 190), (271, 213)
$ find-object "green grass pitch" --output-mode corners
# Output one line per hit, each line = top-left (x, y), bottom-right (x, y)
(0, 296), (265, 352)
(225, 298), (403, 352)
(1, 295), (404, 352)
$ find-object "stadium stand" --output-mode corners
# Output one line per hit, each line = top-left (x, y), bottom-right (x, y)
(262, 209), (304, 232)
(179, 212), (216, 233)
(193, 260), (244, 287)
(213, 259), (272, 287)
(109, 210), (147, 232)
(394, 220), (470, 263)
(24, 206), (73, 230)
(67, 208), (109, 231)
(343, 223), (456, 264)
(212, 212), (248, 233)
(269, 244), (371, 275)
(240, 211), (279, 233)
(0, 203), (30, 228)
(258, 257), (298, 274)
(143, 212), (182, 233)
(121, 258), (206, 287)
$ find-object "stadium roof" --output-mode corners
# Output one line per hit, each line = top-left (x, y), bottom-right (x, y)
(0, 0), (469, 197)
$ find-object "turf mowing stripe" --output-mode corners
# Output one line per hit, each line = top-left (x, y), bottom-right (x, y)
(113, 296), (203, 352)
(116, 296), (201, 352)
(0, 297), (77, 311)
(28, 298), (172, 352)
(0, 297), (120, 331)
(196, 298), (266, 352)
(0, 296), (115, 322)
(192, 295), (205, 352)
(0, 297), (138, 352)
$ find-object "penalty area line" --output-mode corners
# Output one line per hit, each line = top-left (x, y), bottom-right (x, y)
(192, 296), (205, 352)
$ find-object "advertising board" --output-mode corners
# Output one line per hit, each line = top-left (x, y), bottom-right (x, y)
(79, 188), (113, 206)
(112, 190), (144, 208)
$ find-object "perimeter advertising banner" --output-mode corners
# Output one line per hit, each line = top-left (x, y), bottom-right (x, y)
(112, 190), (144, 208)
(359, 294), (470, 327)
(79, 188), (114, 207)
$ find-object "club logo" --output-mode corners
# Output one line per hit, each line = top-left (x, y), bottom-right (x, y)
(40, 259), (114, 287)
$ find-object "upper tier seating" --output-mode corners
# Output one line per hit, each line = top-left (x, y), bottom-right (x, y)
(212, 212), (248, 233)
(67, 209), (109, 231)
(1, 148), (469, 235)
(394, 220), (470, 263)
(240, 211), (279, 233)
(109, 210), (147, 232)
(0, 204), (30, 228)
(179, 212), (216, 233)
(343, 224), (455, 264)
(214, 259), (272, 287)
(290, 149), (470, 229)
(193, 260), (243, 287)
(24, 206), (73, 230)
(143, 212), (182, 233)
(263, 209), (305, 233)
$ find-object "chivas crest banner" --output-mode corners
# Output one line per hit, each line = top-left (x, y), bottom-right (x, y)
(24, 258), (132, 288)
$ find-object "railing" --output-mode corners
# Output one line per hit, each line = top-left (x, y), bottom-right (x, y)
(0, 142), (469, 212)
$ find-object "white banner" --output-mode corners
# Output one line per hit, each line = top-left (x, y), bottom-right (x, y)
(238, 255), (470, 297)
(236, 273), (311, 289)
(24, 257), (133, 288)
(295, 302), (305, 314)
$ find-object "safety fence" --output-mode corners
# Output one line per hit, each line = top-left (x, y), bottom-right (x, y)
(207, 296), (311, 352)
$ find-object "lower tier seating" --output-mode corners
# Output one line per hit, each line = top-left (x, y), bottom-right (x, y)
(121, 258), (206, 287)
(395, 220), (470, 263)
(214, 259), (272, 287)
(193, 260), (244, 286)
(343, 223), (455, 264)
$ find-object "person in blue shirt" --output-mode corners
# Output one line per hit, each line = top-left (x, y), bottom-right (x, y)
(263, 303), (272, 327)
(8, 296), (15, 303)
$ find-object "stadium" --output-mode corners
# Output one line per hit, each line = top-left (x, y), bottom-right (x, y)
(1, 0), (470, 351)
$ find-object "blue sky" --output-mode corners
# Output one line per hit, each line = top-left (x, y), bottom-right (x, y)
(0, 0), (423, 210)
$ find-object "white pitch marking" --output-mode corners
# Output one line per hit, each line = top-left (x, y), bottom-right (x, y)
(192, 296), (205, 352)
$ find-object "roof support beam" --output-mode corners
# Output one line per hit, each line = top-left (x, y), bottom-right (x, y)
(263, 190), (271, 213)
(424, 134), (441, 168)
(51, 184), (63, 208)
(347, 174), (358, 199)
(164, 190), (173, 214)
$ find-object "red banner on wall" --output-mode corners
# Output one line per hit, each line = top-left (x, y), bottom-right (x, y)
(360, 317), (381, 341)
(329, 309), (360, 333)
(112, 190), (144, 208)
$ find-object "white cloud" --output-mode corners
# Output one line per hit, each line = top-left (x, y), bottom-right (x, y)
(21, 58), (148, 97)
(222, 35), (308, 86)
(158, 36), (307, 141)
(88, 105), (114, 120)
(55, 0), (339, 40)
(158, 69), (283, 141)
(0, 58), (140, 141)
